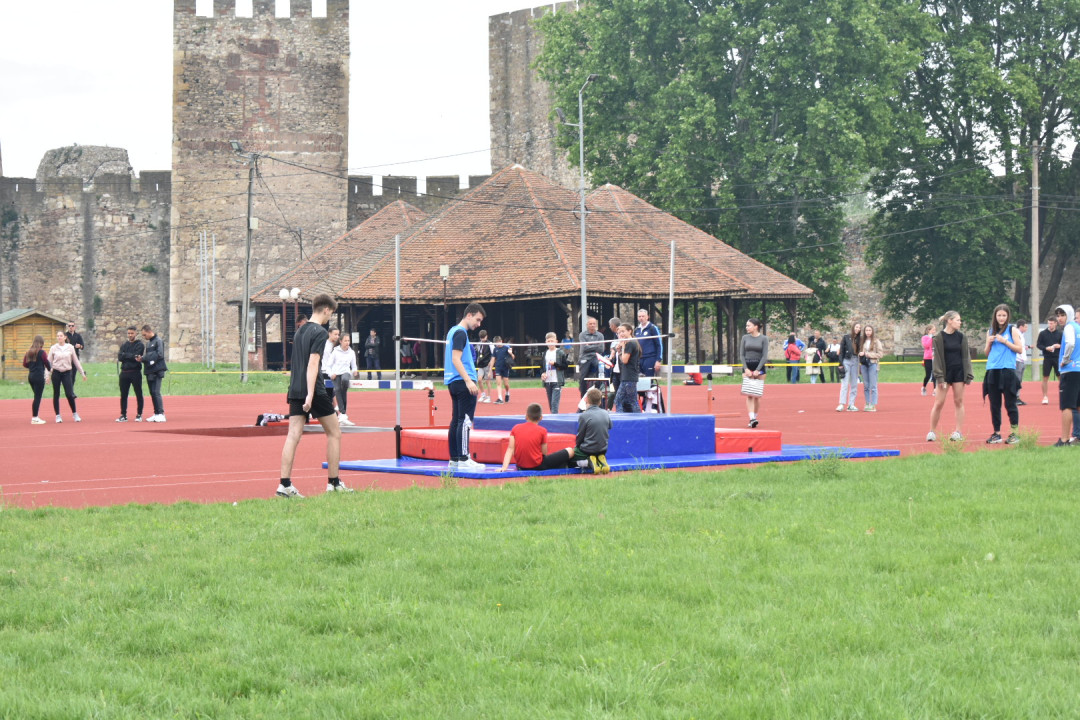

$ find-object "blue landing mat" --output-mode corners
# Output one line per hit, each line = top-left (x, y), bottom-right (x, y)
(334, 445), (899, 479)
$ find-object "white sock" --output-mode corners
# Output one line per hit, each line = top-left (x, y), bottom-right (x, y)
(749, 412), (757, 420)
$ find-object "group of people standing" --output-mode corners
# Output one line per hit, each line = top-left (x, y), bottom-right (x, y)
(835, 322), (884, 412)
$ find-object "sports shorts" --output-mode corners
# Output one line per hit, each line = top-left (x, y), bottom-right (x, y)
(495, 364), (510, 377)
(1043, 357), (1060, 379)
(288, 392), (336, 419)
(1059, 372), (1080, 410)
(476, 365), (492, 380)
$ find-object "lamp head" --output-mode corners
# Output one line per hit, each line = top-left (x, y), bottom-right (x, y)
(290, 287), (301, 300)
(587, 73), (598, 82)
(229, 140), (243, 153)
(278, 288), (290, 300)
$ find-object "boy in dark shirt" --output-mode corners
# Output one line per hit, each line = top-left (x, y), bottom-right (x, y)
(613, 323), (642, 413)
(278, 293), (351, 497)
(492, 336), (514, 403)
(1038, 316), (1063, 404)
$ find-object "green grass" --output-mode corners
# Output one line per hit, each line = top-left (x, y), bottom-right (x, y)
(3, 449), (1079, 718)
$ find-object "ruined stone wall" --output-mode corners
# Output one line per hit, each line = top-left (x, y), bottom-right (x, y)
(170, 0), (349, 362)
(345, 174), (492, 227)
(0, 154), (171, 362)
(489, 3), (577, 189)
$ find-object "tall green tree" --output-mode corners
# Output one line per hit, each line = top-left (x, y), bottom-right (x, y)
(535, 0), (928, 327)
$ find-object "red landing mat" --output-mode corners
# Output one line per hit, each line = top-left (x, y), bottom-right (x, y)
(400, 427), (576, 464)
(715, 427), (782, 453)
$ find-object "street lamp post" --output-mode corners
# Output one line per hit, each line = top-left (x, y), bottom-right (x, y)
(278, 288), (289, 370)
(230, 140), (258, 383)
(557, 73), (597, 336)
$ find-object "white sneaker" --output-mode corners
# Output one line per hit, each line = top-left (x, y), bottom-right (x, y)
(31, 417), (46, 425)
(948, 431), (963, 442)
(56, 415), (63, 423)
(1042, 396), (1049, 405)
(157, 415), (166, 423)
(326, 482), (355, 493)
(73, 413), (81, 422)
(835, 404), (844, 412)
(452, 458), (486, 472)
(339, 416), (354, 426)
(926, 431), (936, 442)
(275, 484), (303, 498)
(134, 415), (143, 422)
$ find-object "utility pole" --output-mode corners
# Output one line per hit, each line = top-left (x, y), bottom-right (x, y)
(231, 140), (258, 383)
(1030, 143), (1040, 380)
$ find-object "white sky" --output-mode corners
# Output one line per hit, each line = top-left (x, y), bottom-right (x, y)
(0, 0), (524, 180)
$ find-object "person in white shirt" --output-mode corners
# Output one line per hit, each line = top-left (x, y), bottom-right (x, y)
(1014, 318), (1029, 406)
(48, 331), (86, 422)
(321, 327), (340, 411)
(328, 332), (359, 425)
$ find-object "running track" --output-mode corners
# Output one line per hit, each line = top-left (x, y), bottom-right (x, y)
(0, 380), (1065, 508)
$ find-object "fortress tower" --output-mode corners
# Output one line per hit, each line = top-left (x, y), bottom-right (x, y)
(171, 0), (349, 362)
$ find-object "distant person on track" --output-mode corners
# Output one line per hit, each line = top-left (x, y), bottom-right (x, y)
(278, 293), (351, 497)
(920, 323), (936, 396)
(858, 324), (884, 411)
(1014, 318), (1029, 405)
(837, 322), (862, 412)
(138, 324), (168, 423)
(784, 334), (803, 384)
(22, 334), (51, 424)
(825, 336), (841, 383)
(444, 303), (487, 471)
(740, 317), (767, 428)
(48, 330), (85, 423)
(64, 321), (85, 398)
(328, 332), (359, 426)
(982, 304), (1023, 444)
(541, 331), (570, 414)
(116, 325), (145, 422)
(364, 328), (382, 380)
(492, 335), (514, 404)
(1053, 305), (1080, 446)
(475, 329), (494, 403)
(577, 317), (606, 402)
(634, 308), (663, 377)
(613, 323), (643, 413)
(926, 311), (973, 442)
(1037, 315), (1062, 405)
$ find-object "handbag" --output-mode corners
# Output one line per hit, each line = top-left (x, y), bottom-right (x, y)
(741, 376), (764, 396)
(838, 365), (846, 379)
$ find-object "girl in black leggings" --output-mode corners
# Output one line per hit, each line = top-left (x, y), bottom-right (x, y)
(921, 323), (936, 395)
(22, 335), (51, 424)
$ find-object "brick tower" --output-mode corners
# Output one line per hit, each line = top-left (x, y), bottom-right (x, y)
(170, 0), (349, 362)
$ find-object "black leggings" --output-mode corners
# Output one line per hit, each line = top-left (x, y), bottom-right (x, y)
(120, 371), (144, 417)
(521, 450), (573, 471)
(922, 359), (933, 388)
(52, 370), (77, 414)
(30, 376), (45, 417)
(987, 383), (1019, 433)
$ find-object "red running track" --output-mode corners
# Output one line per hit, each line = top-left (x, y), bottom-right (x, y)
(0, 379), (1066, 508)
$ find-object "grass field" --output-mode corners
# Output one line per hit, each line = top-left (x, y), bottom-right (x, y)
(3, 449), (1078, 718)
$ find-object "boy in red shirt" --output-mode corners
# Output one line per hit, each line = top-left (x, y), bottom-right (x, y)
(499, 403), (575, 471)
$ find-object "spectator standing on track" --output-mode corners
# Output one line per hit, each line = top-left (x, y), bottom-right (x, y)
(364, 329), (382, 380)
(328, 332), (359, 426)
(278, 293), (350, 497)
(825, 336), (841, 383)
(22, 335), (51, 424)
(784, 334), (802, 383)
(116, 326), (145, 422)
(492, 336), (514, 404)
(927, 311), (973, 442)
(1053, 305), (1080, 446)
(634, 308), (663, 377)
(920, 324), (936, 396)
(541, 331), (570, 414)
(48, 330), (85, 422)
(475, 329), (494, 403)
(138, 324), (168, 423)
(1037, 315), (1062, 405)
(614, 323), (643, 413)
(740, 318), (768, 428)
(65, 321), (85, 397)
(577, 316), (606, 403)
(982, 304), (1023, 444)
(837, 322), (862, 412)
(1014, 319), (1029, 405)
(444, 303), (487, 471)
(810, 330), (827, 383)
(607, 317), (622, 401)
(322, 327), (340, 412)
(858, 324), (884, 411)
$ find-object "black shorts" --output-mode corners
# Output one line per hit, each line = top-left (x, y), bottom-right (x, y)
(288, 392), (336, 419)
(943, 365), (966, 384)
(1059, 372), (1080, 410)
(1043, 357), (1060, 379)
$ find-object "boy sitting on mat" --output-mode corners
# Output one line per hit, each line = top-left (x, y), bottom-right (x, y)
(499, 388), (611, 473)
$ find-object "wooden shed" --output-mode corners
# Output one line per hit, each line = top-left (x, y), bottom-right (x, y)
(0, 309), (67, 380)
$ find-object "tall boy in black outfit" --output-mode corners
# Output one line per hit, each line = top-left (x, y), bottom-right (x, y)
(116, 326), (145, 422)
(278, 293), (351, 497)
(138, 325), (168, 422)
(1037, 316), (1062, 405)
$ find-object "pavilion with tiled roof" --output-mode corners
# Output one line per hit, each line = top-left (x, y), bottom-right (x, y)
(248, 166), (812, 369)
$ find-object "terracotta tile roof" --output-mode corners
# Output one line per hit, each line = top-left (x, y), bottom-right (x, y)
(586, 184), (814, 300)
(334, 165), (751, 304)
(251, 200), (427, 303)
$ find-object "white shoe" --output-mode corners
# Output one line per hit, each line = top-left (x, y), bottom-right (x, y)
(275, 484), (303, 498)
(31, 417), (46, 425)
(326, 482), (355, 493)
(1042, 396), (1049, 405)
(156, 415), (166, 423)
(926, 431), (936, 442)
(73, 413), (81, 422)
(835, 404), (844, 412)
(56, 415), (63, 423)
(948, 431), (963, 442)
(450, 458), (486, 472)
(339, 417), (354, 426)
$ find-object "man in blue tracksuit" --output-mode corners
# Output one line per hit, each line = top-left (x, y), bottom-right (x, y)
(444, 303), (486, 470)
(634, 308), (663, 377)
(1054, 304), (1080, 446)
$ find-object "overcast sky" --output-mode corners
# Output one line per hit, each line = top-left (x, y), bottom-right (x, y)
(0, 0), (525, 181)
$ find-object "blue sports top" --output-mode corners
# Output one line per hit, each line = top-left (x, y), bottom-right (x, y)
(985, 324), (1016, 371)
(1061, 320), (1080, 374)
(443, 324), (477, 384)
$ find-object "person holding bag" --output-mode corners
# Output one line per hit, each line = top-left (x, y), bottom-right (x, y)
(740, 318), (768, 428)
(836, 321), (862, 411)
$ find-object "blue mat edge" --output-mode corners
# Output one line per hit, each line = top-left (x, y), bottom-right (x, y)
(330, 445), (899, 479)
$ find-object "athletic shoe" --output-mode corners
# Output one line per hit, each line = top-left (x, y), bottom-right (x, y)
(339, 417), (355, 426)
(56, 415), (62, 423)
(326, 482), (355, 493)
(505, 393), (510, 402)
(846, 405), (858, 412)
(275, 484), (303, 498)
(454, 458), (486, 472)
(1006, 433), (1020, 444)
(31, 417), (46, 425)
(116, 416), (127, 423)
(749, 418), (759, 428)
(865, 405), (876, 412)
(481, 396), (492, 403)
(986, 433), (1003, 444)
(1042, 396), (1049, 405)
(72, 413), (81, 423)
(589, 454), (610, 474)
(835, 404), (844, 412)
(921, 387), (927, 396)
(1016, 398), (1027, 406)
(134, 415), (142, 422)
(156, 414), (166, 423)
(1053, 439), (1069, 447)
(494, 399), (504, 404)
(926, 431), (936, 442)
(949, 431), (963, 442)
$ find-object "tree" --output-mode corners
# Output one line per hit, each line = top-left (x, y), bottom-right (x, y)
(535, 0), (928, 327)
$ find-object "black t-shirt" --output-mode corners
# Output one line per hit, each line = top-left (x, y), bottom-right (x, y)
(943, 330), (963, 372)
(288, 322), (329, 401)
(621, 338), (641, 384)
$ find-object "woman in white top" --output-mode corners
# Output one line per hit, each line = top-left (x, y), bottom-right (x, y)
(327, 332), (358, 424)
(48, 331), (86, 422)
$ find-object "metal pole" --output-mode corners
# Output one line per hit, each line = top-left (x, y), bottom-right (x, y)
(281, 298), (287, 371)
(1030, 143), (1040, 379)
(667, 240), (675, 413)
(211, 232), (217, 371)
(579, 85), (587, 337)
(394, 233), (403, 458)
(239, 159), (256, 382)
